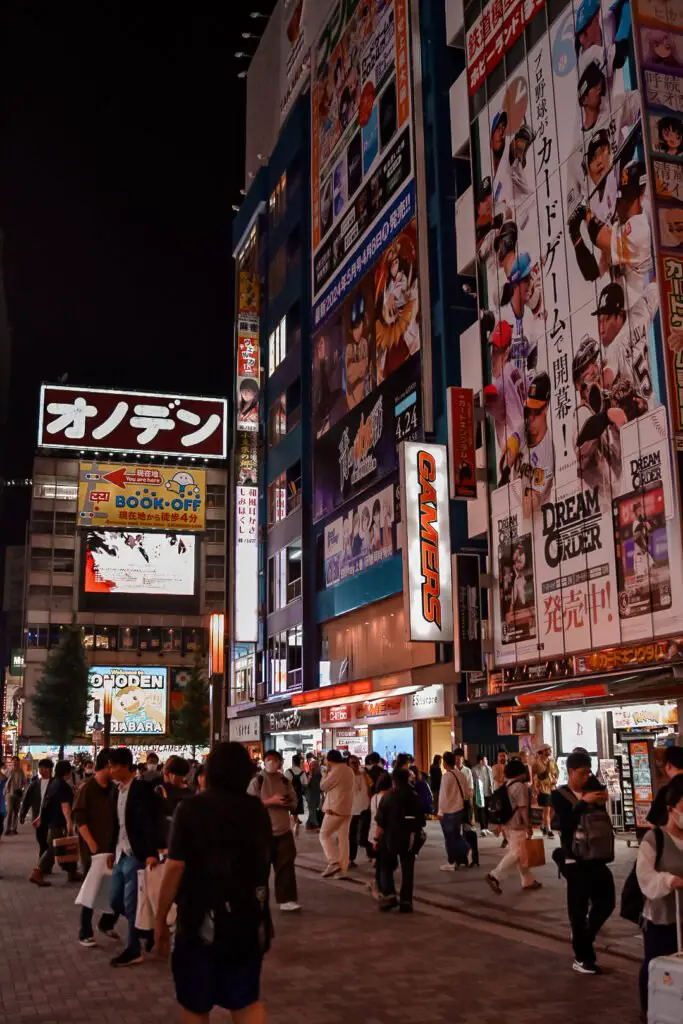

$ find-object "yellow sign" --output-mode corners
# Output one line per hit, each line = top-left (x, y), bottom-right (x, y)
(78, 462), (206, 532)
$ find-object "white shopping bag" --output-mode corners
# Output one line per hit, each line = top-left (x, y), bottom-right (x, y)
(144, 863), (177, 927)
(135, 868), (154, 931)
(75, 853), (112, 911)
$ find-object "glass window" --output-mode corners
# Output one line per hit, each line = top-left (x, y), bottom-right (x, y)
(287, 541), (302, 602)
(205, 519), (226, 544)
(95, 626), (117, 650)
(162, 628), (182, 652)
(268, 171), (287, 227)
(268, 548), (287, 613)
(30, 548), (53, 572)
(140, 627), (162, 651)
(32, 478), (78, 500)
(183, 627), (204, 654)
(206, 555), (225, 581)
(268, 632), (288, 694)
(54, 511), (77, 535)
(81, 625), (95, 648)
(286, 463), (301, 515)
(267, 394), (287, 448)
(268, 247), (286, 301)
(268, 473), (287, 527)
(206, 485), (225, 510)
(268, 315), (287, 376)
(26, 626), (48, 648)
(119, 626), (139, 651)
(31, 510), (53, 533)
(53, 552), (75, 574)
(49, 624), (66, 647)
(52, 586), (73, 597)
(287, 624), (303, 690)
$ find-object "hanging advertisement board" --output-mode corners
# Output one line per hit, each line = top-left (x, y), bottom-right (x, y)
(472, 0), (683, 669)
(86, 667), (169, 736)
(323, 481), (399, 587)
(77, 462), (206, 532)
(234, 485), (259, 643)
(447, 387), (477, 500)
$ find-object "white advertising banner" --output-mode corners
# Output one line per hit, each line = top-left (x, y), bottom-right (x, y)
(234, 485), (259, 643)
(400, 441), (453, 642)
(474, 0), (683, 668)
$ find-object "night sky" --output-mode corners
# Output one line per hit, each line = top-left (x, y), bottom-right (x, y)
(0, 1), (276, 485)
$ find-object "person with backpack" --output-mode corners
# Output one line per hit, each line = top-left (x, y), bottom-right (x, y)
(646, 746), (683, 828)
(437, 750), (472, 871)
(635, 774), (683, 1016)
(551, 750), (616, 975)
(485, 759), (541, 895)
(154, 742), (272, 1022)
(285, 753), (307, 836)
(374, 768), (426, 912)
(248, 749), (300, 912)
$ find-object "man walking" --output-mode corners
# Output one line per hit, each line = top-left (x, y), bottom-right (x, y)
(374, 768), (426, 912)
(349, 755), (372, 866)
(473, 754), (495, 836)
(319, 749), (354, 879)
(142, 752), (162, 785)
(437, 751), (472, 871)
(485, 759), (541, 894)
(107, 747), (164, 967)
(29, 760), (80, 887)
(551, 750), (616, 975)
(4, 757), (25, 835)
(248, 749), (300, 912)
(20, 759), (53, 862)
(73, 748), (118, 946)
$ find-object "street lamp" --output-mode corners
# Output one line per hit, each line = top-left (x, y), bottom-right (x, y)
(103, 678), (114, 749)
(209, 613), (225, 747)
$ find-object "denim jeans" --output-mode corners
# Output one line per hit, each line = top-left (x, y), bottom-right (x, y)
(440, 811), (470, 865)
(110, 853), (144, 955)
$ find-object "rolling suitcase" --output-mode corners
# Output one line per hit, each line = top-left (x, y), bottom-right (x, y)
(648, 890), (683, 1023)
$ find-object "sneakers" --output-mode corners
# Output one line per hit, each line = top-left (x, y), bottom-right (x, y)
(98, 927), (120, 940)
(321, 865), (340, 878)
(379, 897), (399, 912)
(486, 873), (502, 895)
(280, 902), (301, 912)
(28, 869), (51, 887)
(336, 872), (351, 881)
(79, 937), (97, 948)
(110, 949), (143, 968)
(522, 880), (543, 892)
(439, 863), (456, 872)
(572, 961), (601, 975)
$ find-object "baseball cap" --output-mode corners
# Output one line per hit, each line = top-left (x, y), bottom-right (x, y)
(525, 371), (551, 409)
(491, 110), (508, 135)
(575, 0), (600, 35)
(490, 320), (513, 349)
(578, 59), (605, 102)
(572, 335), (600, 384)
(586, 128), (610, 163)
(617, 160), (647, 200)
(509, 252), (532, 285)
(592, 282), (625, 317)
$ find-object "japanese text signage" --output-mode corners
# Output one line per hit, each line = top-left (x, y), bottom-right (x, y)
(473, 0), (683, 670)
(236, 332), (260, 433)
(447, 387), (477, 500)
(266, 708), (320, 733)
(86, 667), (169, 736)
(234, 485), (258, 643)
(77, 462), (206, 532)
(400, 441), (453, 643)
(38, 385), (228, 459)
(453, 553), (483, 673)
(466, 0), (546, 96)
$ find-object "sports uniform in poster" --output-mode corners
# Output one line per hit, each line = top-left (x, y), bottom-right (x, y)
(476, 0), (683, 667)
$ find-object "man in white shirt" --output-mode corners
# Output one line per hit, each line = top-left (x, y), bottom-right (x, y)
(437, 751), (472, 871)
(486, 759), (541, 895)
(319, 750), (355, 879)
(20, 759), (53, 862)
(107, 747), (163, 968)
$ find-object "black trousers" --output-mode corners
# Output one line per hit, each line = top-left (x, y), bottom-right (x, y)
(349, 810), (372, 862)
(36, 821), (50, 859)
(271, 831), (297, 904)
(564, 862), (615, 965)
(378, 849), (416, 906)
(639, 919), (678, 1012)
(476, 805), (489, 831)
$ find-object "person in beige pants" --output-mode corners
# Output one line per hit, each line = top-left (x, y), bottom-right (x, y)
(319, 750), (354, 879)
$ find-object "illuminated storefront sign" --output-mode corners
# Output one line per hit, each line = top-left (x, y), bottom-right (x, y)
(78, 462), (206, 531)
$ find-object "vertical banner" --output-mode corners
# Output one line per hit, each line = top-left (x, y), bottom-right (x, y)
(473, 0), (683, 670)
(234, 485), (259, 642)
(447, 387), (477, 499)
(453, 553), (483, 672)
(400, 441), (453, 642)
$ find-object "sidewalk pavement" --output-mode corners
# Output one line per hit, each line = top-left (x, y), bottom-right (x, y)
(296, 820), (644, 962)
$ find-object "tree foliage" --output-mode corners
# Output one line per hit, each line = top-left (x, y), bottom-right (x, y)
(32, 622), (89, 755)
(173, 648), (209, 753)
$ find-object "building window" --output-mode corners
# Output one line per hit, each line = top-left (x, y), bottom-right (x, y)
(287, 541), (302, 602)
(232, 653), (255, 704)
(119, 626), (139, 651)
(31, 510), (54, 533)
(268, 172), (287, 227)
(30, 548), (52, 573)
(267, 395), (287, 448)
(206, 485), (225, 510)
(287, 624), (303, 690)
(55, 511), (77, 535)
(268, 473), (287, 527)
(268, 315), (287, 376)
(268, 549), (287, 614)
(53, 552), (74, 574)
(286, 463), (301, 515)
(183, 627), (204, 653)
(162, 628), (182, 652)
(268, 246), (287, 301)
(205, 519), (226, 544)
(25, 626), (48, 647)
(267, 632), (288, 694)
(206, 555), (225, 581)
(49, 624), (66, 647)
(32, 478), (78, 500)
(94, 626), (117, 650)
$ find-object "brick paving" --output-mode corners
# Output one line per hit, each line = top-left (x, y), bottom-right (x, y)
(0, 826), (643, 1023)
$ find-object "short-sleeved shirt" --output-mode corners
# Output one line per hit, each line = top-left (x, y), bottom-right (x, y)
(42, 779), (73, 829)
(73, 778), (116, 852)
(169, 790), (272, 957)
(506, 780), (530, 830)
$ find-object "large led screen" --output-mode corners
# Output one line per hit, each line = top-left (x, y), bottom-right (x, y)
(84, 530), (196, 597)
(87, 667), (168, 736)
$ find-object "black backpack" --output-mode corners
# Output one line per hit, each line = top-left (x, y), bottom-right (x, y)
(485, 782), (515, 825)
(620, 828), (664, 924)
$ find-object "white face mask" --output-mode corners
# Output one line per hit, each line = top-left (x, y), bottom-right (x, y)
(264, 761), (279, 774)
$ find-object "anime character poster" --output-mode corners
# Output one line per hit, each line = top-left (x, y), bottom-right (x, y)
(324, 482), (397, 587)
(474, 0), (683, 666)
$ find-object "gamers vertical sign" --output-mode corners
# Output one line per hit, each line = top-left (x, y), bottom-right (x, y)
(400, 441), (453, 643)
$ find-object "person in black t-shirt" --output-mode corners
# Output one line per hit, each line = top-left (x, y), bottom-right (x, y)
(374, 768), (426, 912)
(154, 742), (272, 1021)
(647, 747), (683, 828)
(29, 759), (80, 887)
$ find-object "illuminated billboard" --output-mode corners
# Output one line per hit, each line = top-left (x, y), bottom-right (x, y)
(87, 667), (168, 736)
(78, 463), (206, 532)
(84, 530), (196, 597)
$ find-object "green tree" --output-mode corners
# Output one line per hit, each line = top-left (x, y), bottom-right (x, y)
(32, 622), (89, 758)
(173, 649), (209, 757)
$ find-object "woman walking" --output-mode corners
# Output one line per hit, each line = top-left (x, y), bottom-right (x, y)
(304, 757), (322, 831)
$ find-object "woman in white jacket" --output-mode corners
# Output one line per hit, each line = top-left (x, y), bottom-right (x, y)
(636, 774), (683, 1016)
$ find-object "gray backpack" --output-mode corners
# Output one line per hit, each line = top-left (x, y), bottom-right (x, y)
(561, 786), (615, 863)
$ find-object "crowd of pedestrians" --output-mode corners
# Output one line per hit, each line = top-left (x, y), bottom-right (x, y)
(3, 738), (683, 1021)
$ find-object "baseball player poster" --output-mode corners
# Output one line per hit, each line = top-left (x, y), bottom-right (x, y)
(474, 0), (683, 667)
